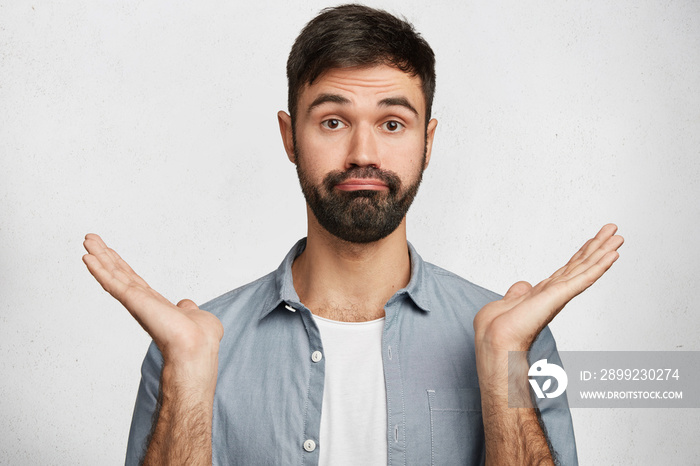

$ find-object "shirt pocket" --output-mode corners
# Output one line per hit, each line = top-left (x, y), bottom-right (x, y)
(427, 388), (485, 466)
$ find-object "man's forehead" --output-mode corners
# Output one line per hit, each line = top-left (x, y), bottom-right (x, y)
(299, 65), (425, 112)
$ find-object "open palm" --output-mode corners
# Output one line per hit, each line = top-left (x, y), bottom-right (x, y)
(82, 234), (223, 367)
(474, 224), (624, 354)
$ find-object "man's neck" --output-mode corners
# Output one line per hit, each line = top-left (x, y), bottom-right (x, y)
(291, 216), (411, 322)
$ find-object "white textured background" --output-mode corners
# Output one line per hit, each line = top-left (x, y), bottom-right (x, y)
(1, 0), (699, 464)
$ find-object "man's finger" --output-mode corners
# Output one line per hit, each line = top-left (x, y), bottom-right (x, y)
(84, 235), (152, 290)
(552, 224), (619, 279)
(578, 224), (618, 259)
(83, 237), (118, 273)
(566, 234), (624, 279)
(82, 253), (128, 297)
(85, 233), (109, 248)
(564, 249), (621, 296)
(549, 239), (593, 279)
(105, 247), (151, 289)
(504, 281), (532, 300)
(177, 299), (199, 310)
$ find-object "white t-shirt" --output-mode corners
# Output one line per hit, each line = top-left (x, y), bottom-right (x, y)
(313, 315), (387, 466)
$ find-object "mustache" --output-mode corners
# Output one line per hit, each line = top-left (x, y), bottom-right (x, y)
(322, 167), (401, 193)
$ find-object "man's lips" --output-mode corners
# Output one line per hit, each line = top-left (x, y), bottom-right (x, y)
(335, 178), (389, 191)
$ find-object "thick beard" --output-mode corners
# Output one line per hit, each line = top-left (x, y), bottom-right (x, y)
(295, 147), (425, 244)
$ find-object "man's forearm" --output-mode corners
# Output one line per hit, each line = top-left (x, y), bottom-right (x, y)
(477, 348), (554, 465)
(142, 364), (216, 466)
(481, 391), (554, 465)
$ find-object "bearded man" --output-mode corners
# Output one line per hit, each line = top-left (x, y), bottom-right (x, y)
(83, 4), (622, 465)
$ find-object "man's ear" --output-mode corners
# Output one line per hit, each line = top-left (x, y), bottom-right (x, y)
(277, 111), (296, 164)
(423, 118), (438, 170)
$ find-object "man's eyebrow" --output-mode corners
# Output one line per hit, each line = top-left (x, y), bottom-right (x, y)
(378, 97), (418, 116)
(306, 94), (419, 117)
(307, 93), (351, 114)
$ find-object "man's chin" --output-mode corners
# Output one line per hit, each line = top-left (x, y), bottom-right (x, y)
(321, 210), (403, 244)
(329, 227), (394, 244)
(332, 189), (386, 200)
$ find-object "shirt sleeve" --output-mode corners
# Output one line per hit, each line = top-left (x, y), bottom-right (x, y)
(530, 326), (579, 466)
(125, 341), (163, 466)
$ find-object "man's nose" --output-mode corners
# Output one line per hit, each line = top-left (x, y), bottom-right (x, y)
(345, 123), (380, 169)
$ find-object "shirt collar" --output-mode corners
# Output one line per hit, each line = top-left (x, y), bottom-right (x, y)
(402, 241), (432, 312)
(259, 238), (432, 320)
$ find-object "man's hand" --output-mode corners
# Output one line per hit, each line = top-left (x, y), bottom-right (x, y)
(82, 234), (223, 465)
(474, 224), (623, 465)
(475, 224), (623, 364)
(82, 234), (223, 377)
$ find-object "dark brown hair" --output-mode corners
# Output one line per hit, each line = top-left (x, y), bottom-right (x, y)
(286, 4), (436, 126)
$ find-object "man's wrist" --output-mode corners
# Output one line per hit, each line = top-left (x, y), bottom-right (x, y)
(160, 357), (219, 403)
(476, 340), (531, 398)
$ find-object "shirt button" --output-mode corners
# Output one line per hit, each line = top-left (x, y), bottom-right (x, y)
(303, 439), (316, 452)
(311, 351), (323, 363)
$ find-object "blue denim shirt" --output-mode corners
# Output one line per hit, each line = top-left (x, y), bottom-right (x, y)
(126, 239), (578, 465)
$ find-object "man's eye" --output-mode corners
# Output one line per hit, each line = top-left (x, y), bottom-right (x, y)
(321, 119), (346, 130)
(382, 121), (404, 132)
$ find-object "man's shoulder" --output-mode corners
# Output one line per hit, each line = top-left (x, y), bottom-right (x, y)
(199, 270), (278, 318)
(420, 258), (502, 308)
